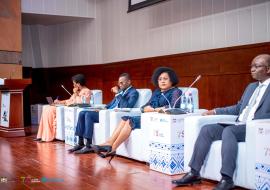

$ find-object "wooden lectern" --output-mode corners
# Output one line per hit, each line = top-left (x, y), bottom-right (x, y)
(0, 79), (31, 137)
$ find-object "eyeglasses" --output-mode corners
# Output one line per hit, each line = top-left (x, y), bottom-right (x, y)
(250, 64), (267, 69)
(118, 81), (128, 85)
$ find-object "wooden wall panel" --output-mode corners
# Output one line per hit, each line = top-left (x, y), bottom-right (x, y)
(23, 42), (270, 125)
(0, 0), (21, 52)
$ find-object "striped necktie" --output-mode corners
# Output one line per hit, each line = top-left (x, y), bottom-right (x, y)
(241, 84), (264, 122)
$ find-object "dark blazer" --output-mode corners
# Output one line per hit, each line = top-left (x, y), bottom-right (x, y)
(105, 86), (139, 109)
(216, 81), (270, 119)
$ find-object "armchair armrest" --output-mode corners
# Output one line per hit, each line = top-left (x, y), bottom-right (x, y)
(184, 115), (237, 171)
(98, 109), (112, 128)
(76, 108), (111, 129)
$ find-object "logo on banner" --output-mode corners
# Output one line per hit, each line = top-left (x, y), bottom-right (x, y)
(172, 118), (182, 123)
(160, 118), (168, 123)
(258, 128), (270, 135)
(2, 111), (8, 121)
(258, 128), (264, 135)
(153, 130), (164, 138)
(150, 117), (158, 122)
(176, 130), (184, 138)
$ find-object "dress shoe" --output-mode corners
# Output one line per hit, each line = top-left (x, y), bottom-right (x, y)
(213, 179), (234, 190)
(33, 138), (42, 141)
(172, 172), (201, 186)
(68, 145), (84, 153)
(74, 146), (94, 154)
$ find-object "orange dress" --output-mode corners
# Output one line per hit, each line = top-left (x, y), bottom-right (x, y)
(36, 87), (91, 142)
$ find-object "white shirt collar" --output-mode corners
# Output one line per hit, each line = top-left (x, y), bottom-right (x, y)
(259, 78), (270, 87)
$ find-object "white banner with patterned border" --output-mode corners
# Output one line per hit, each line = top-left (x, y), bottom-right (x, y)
(1, 92), (10, 127)
(255, 123), (270, 190)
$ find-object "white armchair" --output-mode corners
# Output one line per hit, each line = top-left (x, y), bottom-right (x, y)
(56, 89), (102, 141)
(184, 115), (260, 189)
(109, 89), (152, 161)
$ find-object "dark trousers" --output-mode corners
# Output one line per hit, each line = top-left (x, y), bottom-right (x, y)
(75, 111), (99, 143)
(189, 123), (246, 178)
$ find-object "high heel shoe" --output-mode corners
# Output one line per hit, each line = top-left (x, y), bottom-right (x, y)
(107, 151), (116, 164)
(92, 145), (112, 153)
(98, 151), (116, 164)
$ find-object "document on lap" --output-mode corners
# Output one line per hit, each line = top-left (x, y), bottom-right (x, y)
(217, 121), (245, 127)
(114, 108), (131, 112)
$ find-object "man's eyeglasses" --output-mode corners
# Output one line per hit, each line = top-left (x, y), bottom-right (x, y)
(250, 64), (268, 69)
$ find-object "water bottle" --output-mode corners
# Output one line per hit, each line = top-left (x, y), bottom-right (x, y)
(81, 96), (86, 104)
(187, 93), (194, 113)
(90, 94), (94, 106)
(180, 94), (187, 110)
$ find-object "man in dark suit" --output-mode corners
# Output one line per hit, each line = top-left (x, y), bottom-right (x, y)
(172, 54), (270, 190)
(68, 73), (139, 154)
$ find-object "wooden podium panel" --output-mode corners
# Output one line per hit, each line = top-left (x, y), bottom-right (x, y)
(0, 79), (31, 137)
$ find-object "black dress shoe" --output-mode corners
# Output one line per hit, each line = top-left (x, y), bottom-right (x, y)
(33, 138), (42, 141)
(213, 179), (234, 190)
(74, 146), (94, 154)
(172, 172), (201, 186)
(68, 145), (84, 153)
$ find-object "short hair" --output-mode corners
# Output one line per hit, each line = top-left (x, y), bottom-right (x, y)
(151, 67), (179, 87)
(255, 54), (270, 67)
(119, 73), (131, 80)
(263, 54), (270, 67)
(72, 74), (86, 86)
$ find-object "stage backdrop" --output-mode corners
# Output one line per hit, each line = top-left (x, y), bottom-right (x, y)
(23, 42), (270, 125)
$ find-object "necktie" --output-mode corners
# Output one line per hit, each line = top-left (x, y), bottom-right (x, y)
(241, 84), (264, 122)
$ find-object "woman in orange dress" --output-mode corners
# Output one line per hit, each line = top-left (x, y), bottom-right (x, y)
(35, 74), (91, 142)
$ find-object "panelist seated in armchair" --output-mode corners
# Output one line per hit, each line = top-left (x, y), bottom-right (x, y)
(68, 73), (139, 154)
(172, 54), (270, 190)
(35, 74), (91, 142)
(93, 67), (182, 163)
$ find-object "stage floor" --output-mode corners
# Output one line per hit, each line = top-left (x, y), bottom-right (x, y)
(0, 134), (245, 190)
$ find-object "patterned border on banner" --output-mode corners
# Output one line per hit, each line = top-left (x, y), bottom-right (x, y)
(149, 151), (184, 175)
(255, 163), (270, 190)
(149, 141), (184, 151)
(255, 163), (270, 174)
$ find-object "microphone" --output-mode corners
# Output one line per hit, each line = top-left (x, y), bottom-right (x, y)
(161, 93), (172, 108)
(61, 84), (72, 96)
(172, 75), (201, 108)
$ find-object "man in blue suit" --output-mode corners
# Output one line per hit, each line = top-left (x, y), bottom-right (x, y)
(69, 73), (139, 154)
(172, 54), (270, 190)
